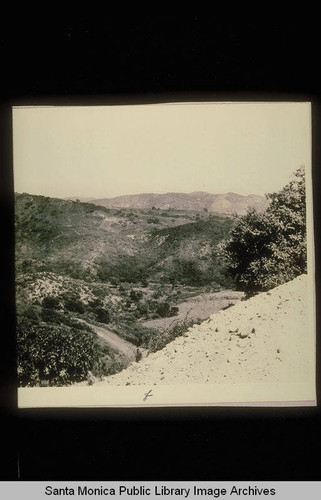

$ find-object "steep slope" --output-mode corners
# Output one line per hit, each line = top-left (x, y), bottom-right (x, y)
(96, 274), (313, 386)
(87, 191), (269, 215)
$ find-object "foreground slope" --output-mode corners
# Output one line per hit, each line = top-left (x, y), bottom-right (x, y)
(97, 275), (313, 386)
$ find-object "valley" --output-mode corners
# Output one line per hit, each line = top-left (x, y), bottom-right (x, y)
(15, 191), (251, 387)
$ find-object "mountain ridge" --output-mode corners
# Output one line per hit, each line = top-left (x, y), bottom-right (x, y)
(65, 191), (269, 215)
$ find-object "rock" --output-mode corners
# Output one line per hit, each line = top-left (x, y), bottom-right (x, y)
(238, 332), (249, 339)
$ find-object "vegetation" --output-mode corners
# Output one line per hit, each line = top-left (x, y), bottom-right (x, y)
(222, 167), (306, 294)
(142, 318), (203, 353)
(17, 318), (101, 386)
(15, 193), (234, 287)
(16, 299), (128, 386)
(15, 169), (307, 386)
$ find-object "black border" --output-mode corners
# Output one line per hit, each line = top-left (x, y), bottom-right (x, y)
(1, 17), (321, 481)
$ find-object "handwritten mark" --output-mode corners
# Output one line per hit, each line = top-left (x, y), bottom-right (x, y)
(143, 389), (153, 401)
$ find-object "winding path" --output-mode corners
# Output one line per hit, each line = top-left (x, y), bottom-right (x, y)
(79, 320), (140, 360)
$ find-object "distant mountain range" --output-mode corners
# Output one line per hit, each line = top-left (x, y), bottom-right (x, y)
(66, 192), (269, 215)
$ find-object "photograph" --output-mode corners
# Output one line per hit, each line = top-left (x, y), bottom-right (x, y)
(13, 101), (316, 408)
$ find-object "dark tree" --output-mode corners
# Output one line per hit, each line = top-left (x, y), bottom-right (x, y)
(222, 167), (306, 294)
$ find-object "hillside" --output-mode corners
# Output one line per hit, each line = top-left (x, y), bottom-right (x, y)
(96, 274), (313, 387)
(15, 192), (243, 386)
(15, 192), (235, 286)
(83, 191), (269, 215)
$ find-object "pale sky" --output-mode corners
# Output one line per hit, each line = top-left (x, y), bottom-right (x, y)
(12, 102), (311, 199)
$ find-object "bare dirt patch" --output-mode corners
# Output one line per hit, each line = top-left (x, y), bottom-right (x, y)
(142, 290), (244, 330)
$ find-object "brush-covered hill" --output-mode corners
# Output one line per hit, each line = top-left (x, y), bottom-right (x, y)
(15, 192), (243, 386)
(15, 192), (236, 286)
(83, 191), (269, 215)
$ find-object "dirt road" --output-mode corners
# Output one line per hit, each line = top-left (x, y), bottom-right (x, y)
(79, 320), (140, 360)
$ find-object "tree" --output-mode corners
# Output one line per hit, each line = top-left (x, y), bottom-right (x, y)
(222, 167), (306, 294)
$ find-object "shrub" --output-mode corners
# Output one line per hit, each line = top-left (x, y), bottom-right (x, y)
(144, 318), (202, 353)
(167, 259), (204, 286)
(17, 319), (102, 386)
(135, 349), (142, 362)
(62, 294), (85, 314)
(222, 167), (307, 294)
(41, 307), (63, 323)
(136, 301), (149, 316)
(92, 287), (106, 299)
(95, 307), (111, 324)
(18, 304), (41, 322)
(120, 323), (158, 347)
(129, 289), (143, 302)
(88, 298), (103, 310)
(155, 301), (178, 318)
(42, 295), (60, 309)
(171, 306), (179, 316)
(21, 259), (33, 273)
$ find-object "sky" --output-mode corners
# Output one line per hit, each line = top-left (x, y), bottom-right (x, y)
(12, 102), (311, 199)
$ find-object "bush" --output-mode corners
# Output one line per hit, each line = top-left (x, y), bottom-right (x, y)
(96, 307), (111, 324)
(130, 289), (143, 302)
(222, 167), (307, 294)
(144, 318), (202, 353)
(17, 319), (102, 386)
(42, 295), (60, 309)
(167, 259), (204, 286)
(136, 301), (149, 316)
(156, 301), (171, 318)
(21, 259), (33, 273)
(135, 349), (142, 362)
(41, 307), (63, 323)
(62, 294), (85, 314)
(18, 304), (41, 322)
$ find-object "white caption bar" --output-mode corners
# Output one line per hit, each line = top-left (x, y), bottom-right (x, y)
(1, 482), (321, 499)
